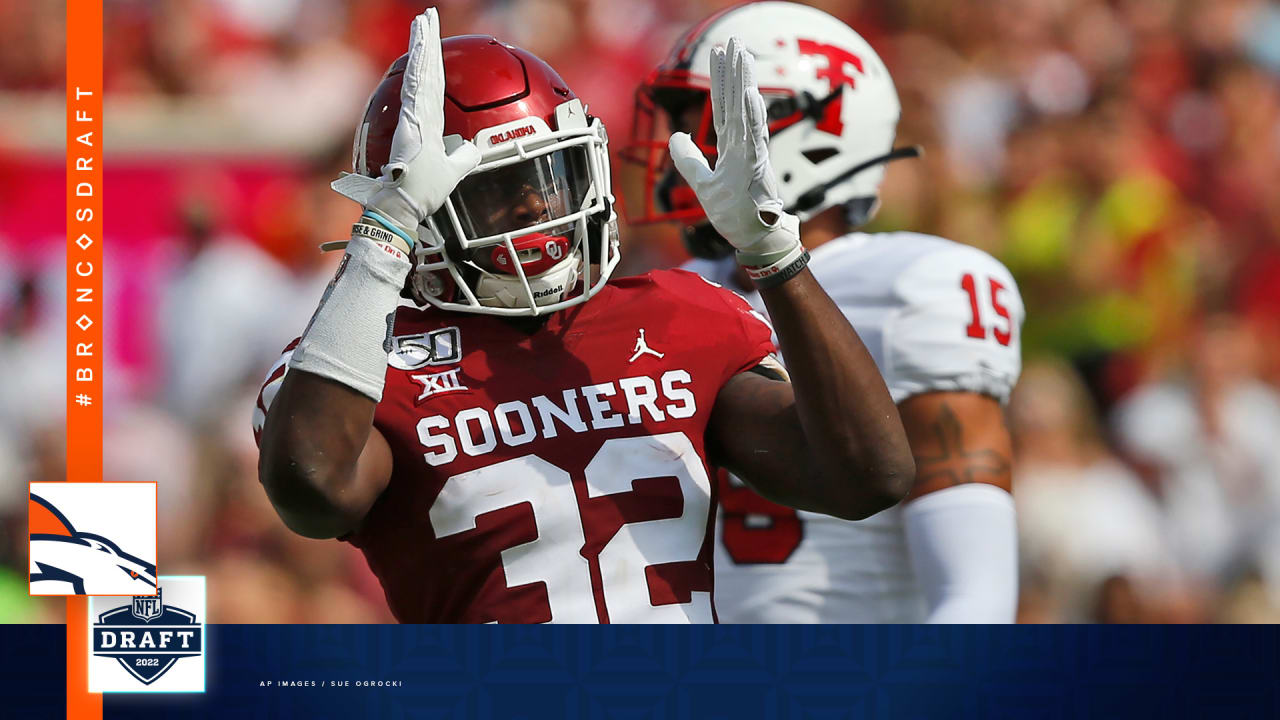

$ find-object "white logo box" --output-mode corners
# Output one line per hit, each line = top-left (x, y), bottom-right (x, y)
(88, 576), (206, 693)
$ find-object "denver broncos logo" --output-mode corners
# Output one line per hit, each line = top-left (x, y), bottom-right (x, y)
(29, 493), (157, 595)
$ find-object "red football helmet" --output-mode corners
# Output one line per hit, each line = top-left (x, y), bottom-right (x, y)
(353, 36), (618, 316)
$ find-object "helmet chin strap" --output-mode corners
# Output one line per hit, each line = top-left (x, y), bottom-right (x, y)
(475, 254), (582, 309)
(787, 145), (923, 217)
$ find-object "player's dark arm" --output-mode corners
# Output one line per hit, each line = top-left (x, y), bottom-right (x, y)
(898, 391), (1011, 501)
(708, 268), (914, 520)
(257, 10), (469, 540)
(258, 370), (393, 539)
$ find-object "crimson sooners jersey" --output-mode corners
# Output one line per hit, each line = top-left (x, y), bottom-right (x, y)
(253, 269), (774, 623)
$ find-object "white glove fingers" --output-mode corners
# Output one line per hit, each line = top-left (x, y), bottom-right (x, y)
(745, 81), (766, 139)
(745, 79), (771, 165)
(668, 132), (713, 188)
(396, 15), (430, 149)
(401, 15), (425, 119)
(737, 37), (752, 141)
(725, 38), (748, 146)
(389, 9), (446, 178)
(446, 139), (482, 178)
(739, 48), (760, 127)
(721, 39), (739, 145)
(420, 9), (445, 139)
(709, 45), (729, 149)
(738, 48), (766, 153)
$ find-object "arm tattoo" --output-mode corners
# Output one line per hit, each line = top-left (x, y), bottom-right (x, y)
(913, 402), (1011, 488)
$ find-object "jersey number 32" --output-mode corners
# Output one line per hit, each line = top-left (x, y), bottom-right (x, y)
(430, 432), (713, 623)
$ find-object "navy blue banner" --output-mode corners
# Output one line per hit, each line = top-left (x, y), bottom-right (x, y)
(3, 624), (65, 717)
(2, 625), (1277, 718)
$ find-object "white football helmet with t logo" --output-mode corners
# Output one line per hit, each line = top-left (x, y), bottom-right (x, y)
(625, 2), (917, 257)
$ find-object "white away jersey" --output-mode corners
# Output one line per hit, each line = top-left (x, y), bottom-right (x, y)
(687, 231), (1024, 623)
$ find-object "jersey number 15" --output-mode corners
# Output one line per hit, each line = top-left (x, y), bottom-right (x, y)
(961, 273), (1013, 347)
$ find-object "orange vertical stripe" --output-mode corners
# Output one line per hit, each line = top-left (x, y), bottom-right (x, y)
(65, 1), (103, 719)
(66, 596), (96, 719)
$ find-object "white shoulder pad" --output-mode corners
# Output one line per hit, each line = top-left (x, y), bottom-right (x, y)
(885, 243), (1024, 404)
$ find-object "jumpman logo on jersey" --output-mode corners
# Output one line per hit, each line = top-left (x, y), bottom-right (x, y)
(629, 329), (664, 362)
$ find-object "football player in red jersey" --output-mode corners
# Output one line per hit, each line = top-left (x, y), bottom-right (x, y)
(254, 9), (913, 623)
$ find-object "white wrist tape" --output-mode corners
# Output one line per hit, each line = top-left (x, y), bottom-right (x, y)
(289, 235), (411, 401)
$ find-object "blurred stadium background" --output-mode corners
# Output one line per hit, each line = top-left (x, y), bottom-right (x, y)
(2, 0), (1280, 623)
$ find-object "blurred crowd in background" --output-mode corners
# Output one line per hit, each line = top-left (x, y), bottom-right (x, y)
(2, 0), (1280, 624)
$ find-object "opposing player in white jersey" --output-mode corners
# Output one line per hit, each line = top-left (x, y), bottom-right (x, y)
(625, 2), (1024, 623)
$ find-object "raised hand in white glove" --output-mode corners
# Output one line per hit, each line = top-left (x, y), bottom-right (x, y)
(331, 8), (481, 254)
(667, 37), (806, 287)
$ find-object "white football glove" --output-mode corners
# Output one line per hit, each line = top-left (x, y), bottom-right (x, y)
(668, 37), (804, 282)
(331, 8), (481, 253)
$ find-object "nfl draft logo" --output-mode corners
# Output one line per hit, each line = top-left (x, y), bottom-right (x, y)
(131, 591), (164, 622)
(89, 576), (206, 692)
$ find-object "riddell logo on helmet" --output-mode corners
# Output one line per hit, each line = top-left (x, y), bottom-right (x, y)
(533, 285), (564, 299)
(489, 125), (537, 145)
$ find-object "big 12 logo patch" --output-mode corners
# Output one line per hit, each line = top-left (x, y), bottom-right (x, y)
(89, 576), (206, 692)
